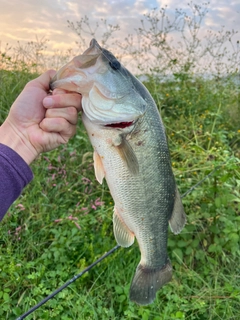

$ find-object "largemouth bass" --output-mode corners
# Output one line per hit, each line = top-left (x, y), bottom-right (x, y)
(50, 39), (186, 305)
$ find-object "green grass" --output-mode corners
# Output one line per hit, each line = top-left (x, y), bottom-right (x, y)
(0, 44), (240, 319)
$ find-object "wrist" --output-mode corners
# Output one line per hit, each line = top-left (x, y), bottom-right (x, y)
(0, 120), (38, 165)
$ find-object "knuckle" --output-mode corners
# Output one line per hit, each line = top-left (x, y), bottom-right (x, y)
(59, 118), (67, 126)
(65, 125), (77, 139)
(25, 79), (35, 88)
(45, 108), (53, 118)
(67, 106), (78, 115)
(71, 126), (77, 136)
(62, 137), (69, 144)
(71, 94), (82, 110)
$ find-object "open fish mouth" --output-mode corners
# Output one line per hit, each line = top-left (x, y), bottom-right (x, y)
(104, 121), (134, 129)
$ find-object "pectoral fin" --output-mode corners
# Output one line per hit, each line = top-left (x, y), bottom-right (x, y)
(113, 207), (135, 247)
(93, 151), (105, 184)
(169, 188), (186, 234)
(115, 137), (139, 175)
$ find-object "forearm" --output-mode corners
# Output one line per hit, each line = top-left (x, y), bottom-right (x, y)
(0, 143), (33, 220)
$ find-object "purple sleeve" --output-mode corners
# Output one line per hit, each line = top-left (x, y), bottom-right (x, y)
(0, 143), (33, 221)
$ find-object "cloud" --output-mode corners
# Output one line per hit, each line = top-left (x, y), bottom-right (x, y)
(0, 0), (239, 62)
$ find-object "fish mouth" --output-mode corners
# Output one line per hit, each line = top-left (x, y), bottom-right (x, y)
(49, 39), (102, 91)
(104, 121), (134, 129)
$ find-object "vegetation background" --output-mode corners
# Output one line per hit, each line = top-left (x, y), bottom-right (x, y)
(0, 3), (239, 319)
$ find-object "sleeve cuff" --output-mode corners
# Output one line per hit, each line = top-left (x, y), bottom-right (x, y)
(0, 143), (33, 184)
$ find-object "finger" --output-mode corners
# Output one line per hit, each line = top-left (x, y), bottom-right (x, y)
(45, 107), (79, 125)
(43, 92), (82, 111)
(39, 118), (77, 141)
(52, 88), (70, 95)
(26, 70), (56, 91)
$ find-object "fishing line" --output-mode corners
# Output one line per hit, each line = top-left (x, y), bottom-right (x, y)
(181, 165), (220, 199)
(15, 160), (231, 320)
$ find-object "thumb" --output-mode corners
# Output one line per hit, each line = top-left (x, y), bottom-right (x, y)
(25, 70), (57, 91)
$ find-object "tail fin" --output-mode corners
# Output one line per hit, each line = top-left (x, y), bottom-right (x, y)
(129, 261), (172, 305)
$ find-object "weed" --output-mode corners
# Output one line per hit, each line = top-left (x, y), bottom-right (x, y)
(0, 3), (239, 319)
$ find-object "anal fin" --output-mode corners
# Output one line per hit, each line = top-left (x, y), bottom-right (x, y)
(169, 188), (186, 234)
(113, 207), (135, 247)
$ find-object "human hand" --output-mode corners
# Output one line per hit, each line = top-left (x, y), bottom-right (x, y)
(0, 70), (82, 164)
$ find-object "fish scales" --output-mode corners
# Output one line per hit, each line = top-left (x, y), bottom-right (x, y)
(84, 106), (174, 267)
(50, 38), (186, 305)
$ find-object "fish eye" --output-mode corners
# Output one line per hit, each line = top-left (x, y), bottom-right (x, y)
(109, 59), (121, 70)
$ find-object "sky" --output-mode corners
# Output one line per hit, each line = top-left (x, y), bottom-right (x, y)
(0, 0), (239, 63)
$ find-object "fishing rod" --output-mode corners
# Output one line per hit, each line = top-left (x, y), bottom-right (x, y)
(16, 245), (120, 320)
(16, 160), (229, 320)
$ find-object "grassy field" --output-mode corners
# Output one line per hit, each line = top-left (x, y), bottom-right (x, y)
(0, 8), (240, 319)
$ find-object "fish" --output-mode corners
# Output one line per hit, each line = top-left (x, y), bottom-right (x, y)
(50, 39), (186, 305)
